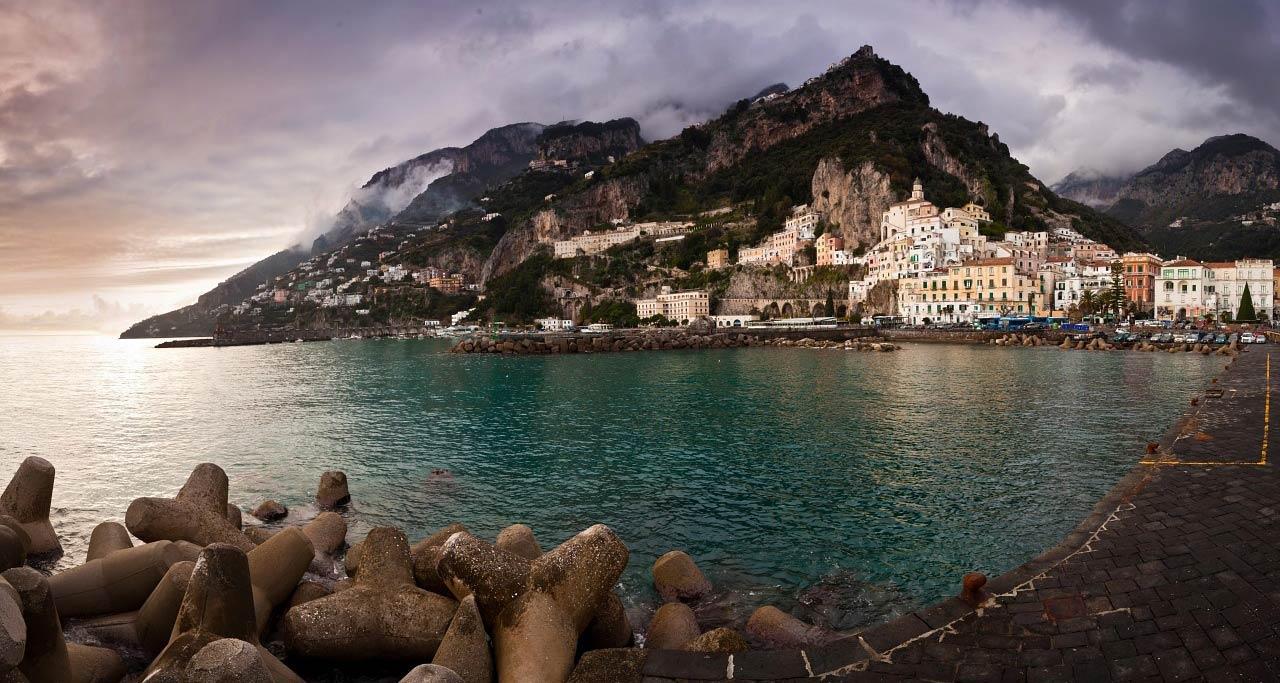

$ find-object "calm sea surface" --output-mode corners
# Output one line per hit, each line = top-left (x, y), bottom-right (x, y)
(0, 334), (1220, 631)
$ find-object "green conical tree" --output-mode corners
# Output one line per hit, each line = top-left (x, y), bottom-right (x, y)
(1238, 283), (1257, 322)
(825, 289), (835, 317)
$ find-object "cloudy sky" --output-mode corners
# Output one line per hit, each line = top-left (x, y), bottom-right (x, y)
(1, 0), (1277, 331)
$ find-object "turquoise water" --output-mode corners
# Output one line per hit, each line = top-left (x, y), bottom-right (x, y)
(0, 335), (1219, 630)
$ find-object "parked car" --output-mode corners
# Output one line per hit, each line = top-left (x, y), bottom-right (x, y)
(1185, 332), (1203, 344)
(1156, 332), (1174, 343)
(1254, 334), (1268, 344)
(1214, 333), (1228, 344)
(1241, 332), (1256, 344)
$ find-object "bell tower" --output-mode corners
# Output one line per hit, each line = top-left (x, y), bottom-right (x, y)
(911, 178), (924, 201)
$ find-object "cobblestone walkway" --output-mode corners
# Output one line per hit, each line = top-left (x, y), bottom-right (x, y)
(840, 349), (1280, 682)
(606, 349), (1280, 682)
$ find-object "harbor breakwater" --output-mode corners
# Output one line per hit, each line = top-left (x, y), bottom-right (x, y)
(450, 328), (908, 355)
(0, 458), (884, 683)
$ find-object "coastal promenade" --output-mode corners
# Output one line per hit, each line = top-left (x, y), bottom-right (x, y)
(619, 349), (1280, 681)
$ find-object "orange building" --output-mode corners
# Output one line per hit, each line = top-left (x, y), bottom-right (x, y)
(1121, 252), (1162, 312)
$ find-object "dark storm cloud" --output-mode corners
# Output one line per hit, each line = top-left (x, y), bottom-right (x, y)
(1031, 0), (1280, 122)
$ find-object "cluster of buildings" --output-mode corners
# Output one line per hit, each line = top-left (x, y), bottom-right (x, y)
(230, 228), (476, 320)
(634, 287), (711, 323)
(552, 221), (693, 258)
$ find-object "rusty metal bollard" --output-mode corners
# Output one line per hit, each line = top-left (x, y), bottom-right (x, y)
(960, 572), (989, 606)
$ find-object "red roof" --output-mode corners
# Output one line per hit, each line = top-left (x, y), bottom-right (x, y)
(1204, 261), (1235, 269)
(1163, 259), (1202, 267)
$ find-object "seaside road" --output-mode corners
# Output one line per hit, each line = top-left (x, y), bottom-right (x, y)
(627, 349), (1280, 682)
(829, 349), (1280, 682)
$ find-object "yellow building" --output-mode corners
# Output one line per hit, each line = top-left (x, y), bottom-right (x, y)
(901, 258), (1040, 323)
(706, 249), (730, 270)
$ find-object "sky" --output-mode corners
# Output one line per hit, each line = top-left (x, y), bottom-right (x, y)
(1, 0), (1277, 331)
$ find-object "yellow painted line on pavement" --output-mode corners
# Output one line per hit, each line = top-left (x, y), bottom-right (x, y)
(1140, 352), (1271, 467)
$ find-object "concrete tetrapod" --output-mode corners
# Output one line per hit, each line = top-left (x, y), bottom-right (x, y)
(143, 544), (302, 683)
(315, 471), (350, 509)
(1, 576), (25, 672)
(346, 523), (468, 593)
(75, 560), (194, 656)
(84, 522), (132, 562)
(282, 527), (457, 662)
(184, 638), (272, 683)
(493, 524), (541, 560)
(430, 595), (492, 683)
(2, 567), (124, 683)
(246, 527), (313, 634)
(0, 528), (24, 574)
(582, 591), (632, 649)
(651, 550), (711, 602)
(0, 458), (60, 557)
(299, 512), (346, 575)
(125, 463), (254, 552)
(434, 533), (530, 626)
(399, 664), (463, 683)
(48, 540), (199, 618)
(643, 602), (699, 650)
(439, 525), (629, 683)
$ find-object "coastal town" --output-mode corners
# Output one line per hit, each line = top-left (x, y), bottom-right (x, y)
(215, 175), (1279, 339)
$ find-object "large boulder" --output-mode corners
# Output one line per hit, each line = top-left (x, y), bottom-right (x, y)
(0, 576), (24, 671)
(651, 550), (711, 602)
(0, 458), (60, 557)
(282, 527), (457, 662)
(125, 464), (254, 552)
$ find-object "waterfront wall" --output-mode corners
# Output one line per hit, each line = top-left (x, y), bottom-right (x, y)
(449, 328), (897, 355)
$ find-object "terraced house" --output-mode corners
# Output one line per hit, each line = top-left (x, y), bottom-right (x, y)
(900, 257), (1039, 324)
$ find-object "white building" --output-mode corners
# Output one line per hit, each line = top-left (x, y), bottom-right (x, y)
(1205, 259), (1274, 321)
(536, 318), (576, 331)
(710, 314), (760, 328)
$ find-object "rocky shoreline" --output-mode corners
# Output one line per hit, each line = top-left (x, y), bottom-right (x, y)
(0, 458), (873, 683)
(989, 331), (1243, 356)
(450, 331), (900, 355)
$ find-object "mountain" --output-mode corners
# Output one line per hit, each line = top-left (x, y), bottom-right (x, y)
(1054, 134), (1280, 261)
(120, 122), (546, 338)
(479, 45), (1143, 287)
(1050, 171), (1127, 209)
(131, 46), (1144, 334)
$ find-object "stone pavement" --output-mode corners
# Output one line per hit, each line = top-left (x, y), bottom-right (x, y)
(605, 349), (1280, 682)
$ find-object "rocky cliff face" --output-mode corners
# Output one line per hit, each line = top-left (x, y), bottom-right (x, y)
(810, 158), (893, 249)
(535, 119), (644, 166)
(1050, 171), (1128, 209)
(481, 174), (649, 283)
(1054, 134), (1280, 225)
(919, 122), (985, 198)
(702, 46), (926, 176)
(1120, 135), (1280, 211)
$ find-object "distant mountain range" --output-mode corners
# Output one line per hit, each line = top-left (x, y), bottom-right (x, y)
(124, 45), (1144, 337)
(120, 123), (549, 338)
(1053, 134), (1280, 261)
